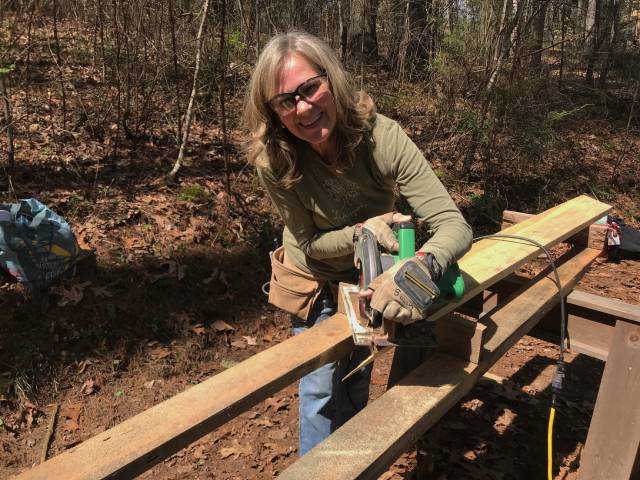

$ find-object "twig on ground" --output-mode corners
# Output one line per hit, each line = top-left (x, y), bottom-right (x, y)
(40, 403), (59, 463)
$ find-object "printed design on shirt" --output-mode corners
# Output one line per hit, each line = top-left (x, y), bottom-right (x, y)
(320, 176), (367, 224)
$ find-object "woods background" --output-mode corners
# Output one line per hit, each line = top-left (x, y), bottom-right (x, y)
(1, 0), (638, 211)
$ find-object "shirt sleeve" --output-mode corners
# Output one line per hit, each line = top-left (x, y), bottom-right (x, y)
(256, 165), (356, 260)
(373, 118), (473, 270)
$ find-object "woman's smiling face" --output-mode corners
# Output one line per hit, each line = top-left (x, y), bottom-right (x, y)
(274, 54), (337, 157)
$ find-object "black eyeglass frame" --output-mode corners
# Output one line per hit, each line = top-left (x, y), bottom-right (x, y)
(267, 73), (328, 114)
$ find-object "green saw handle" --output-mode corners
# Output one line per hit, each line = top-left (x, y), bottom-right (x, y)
(393, 222), (415, 260)
(393, 221), (464, 302)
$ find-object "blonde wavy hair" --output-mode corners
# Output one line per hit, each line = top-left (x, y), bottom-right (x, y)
(243, 31), (376, 189)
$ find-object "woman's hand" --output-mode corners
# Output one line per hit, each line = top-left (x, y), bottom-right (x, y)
(359, 253), (441, 324)
(360, 212), (412, 253)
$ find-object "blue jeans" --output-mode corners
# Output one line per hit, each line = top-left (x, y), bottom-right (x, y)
(292, 287), (373, 456)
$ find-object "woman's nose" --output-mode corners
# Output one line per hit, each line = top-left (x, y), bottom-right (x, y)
(295, 97), (313, 114)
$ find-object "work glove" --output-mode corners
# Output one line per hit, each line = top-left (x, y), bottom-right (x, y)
(359, 212), (412, 253)
(364, 253), (442, 325)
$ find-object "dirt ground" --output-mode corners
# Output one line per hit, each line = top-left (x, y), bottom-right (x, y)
(1, 245), (639, 479)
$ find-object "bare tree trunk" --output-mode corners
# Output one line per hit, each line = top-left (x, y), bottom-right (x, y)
(530, 0), (549, 70)
(448, 0), (458, 31)
(598, 0), (621, 88)
(111, 0), (122, 149)
(0, 72), (15, 174)
(52, 0), (68, 130)
(339, 0), (350, 60)
(218, 0), (231, 195)
(559, 2), (567, 89)
(389, 0), (405, 71)
(168, 0), (182, 136)
(493, 0), (512, 67)
(585, 0), (597, 36)
(254, 0), (260, 57)
(585, 0), (599, 83)
(366, 0), (379, 58)
(168, 0), (210, 182)
(611, 80), (639, 179)
(463, 0), (526, 175)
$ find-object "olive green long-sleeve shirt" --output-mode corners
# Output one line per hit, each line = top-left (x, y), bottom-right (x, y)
(257, 113), (472, 282)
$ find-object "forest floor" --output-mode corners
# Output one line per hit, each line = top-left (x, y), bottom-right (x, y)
(1, 45), (640, 479)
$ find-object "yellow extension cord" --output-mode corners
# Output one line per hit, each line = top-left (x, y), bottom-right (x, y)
(547, 406), (556, 480)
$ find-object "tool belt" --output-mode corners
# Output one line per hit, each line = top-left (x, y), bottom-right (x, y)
(269, 246), (325, 320)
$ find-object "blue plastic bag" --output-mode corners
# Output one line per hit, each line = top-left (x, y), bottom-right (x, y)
(0, 198), (82, 289)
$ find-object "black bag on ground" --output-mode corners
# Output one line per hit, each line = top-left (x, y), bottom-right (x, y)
(607, 215), (640, 262)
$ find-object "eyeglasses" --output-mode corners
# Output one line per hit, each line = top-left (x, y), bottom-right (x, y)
(267, 73), (328, 116)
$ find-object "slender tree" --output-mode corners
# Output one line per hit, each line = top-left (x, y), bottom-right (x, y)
(168, 0), (211, 182)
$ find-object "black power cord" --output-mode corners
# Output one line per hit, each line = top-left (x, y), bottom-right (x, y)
(472, 233), (566, 479)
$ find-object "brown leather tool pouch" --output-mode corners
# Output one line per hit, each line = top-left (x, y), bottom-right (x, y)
(268, 246), (323, 320)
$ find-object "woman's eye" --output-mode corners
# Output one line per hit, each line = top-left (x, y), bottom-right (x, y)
(280, 96), (296, 109)
(300, 80), (320, 97)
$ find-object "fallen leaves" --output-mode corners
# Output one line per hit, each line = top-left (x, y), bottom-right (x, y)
(61, 403), (83, 432)
(150, 347), (172, 361)
(80, 378), (101, 395)
(19, 402), (41, 430)
(149, 260), (186, 283)
(219, 439), (253, 459)
(230, 340), (246, 349)
(90, 285), (113, 298)
(242, 335), (258, 346)
(212, 320), (235, 333)
(264, 396), (290, 412)
(51, 281), (92, 306)
(190, 324), (206, 336)
(143, 380), (156, 389)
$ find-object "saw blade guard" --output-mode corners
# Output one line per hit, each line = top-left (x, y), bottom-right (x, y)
(354, 228), (383, 327)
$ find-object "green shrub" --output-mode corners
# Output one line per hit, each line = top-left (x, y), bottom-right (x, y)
(177, 184), (211, 204)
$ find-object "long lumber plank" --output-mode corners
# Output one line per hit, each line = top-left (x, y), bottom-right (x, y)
(482, 278), (640, 360)
(279, 247), (601, 480)
(569, 289), (640, 324)
(428, 194), (610, 323)
(19, 196), (609, 480)
(502, 209), (608, 249)
(15, 316), (354, 480)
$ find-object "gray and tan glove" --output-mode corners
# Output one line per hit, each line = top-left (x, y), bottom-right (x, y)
(365, 253), (442, 325)
(359, 212), (412, 253)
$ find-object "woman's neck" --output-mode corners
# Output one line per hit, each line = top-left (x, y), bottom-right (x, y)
(310, 132), (337, 164)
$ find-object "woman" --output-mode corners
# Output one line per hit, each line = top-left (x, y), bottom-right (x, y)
(243, 31), (472, 456)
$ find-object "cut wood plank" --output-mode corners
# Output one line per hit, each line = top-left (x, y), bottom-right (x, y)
(428, 194), (610, 324)
(569, 289), (640, 324)
(579, 320), (640, 480)
(502, 209), (609, 249)
(279, 247), (600, 480)
(435, 315), (486, 364)
(14, 315), (354, 480)
(531, 291), (639, 360)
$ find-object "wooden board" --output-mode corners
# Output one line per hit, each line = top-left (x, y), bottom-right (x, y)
(502, 209), (609, 250)
(279, 247), (600, 480)
(15, 315), (354, 480)
(20, 195), (610, 480)
(472, 274), (639, 361)
(569, 289), (640, 324)
(427, 194), (610, 324)
(435, 315), (486, 364)
(579, 320), (640, 480)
